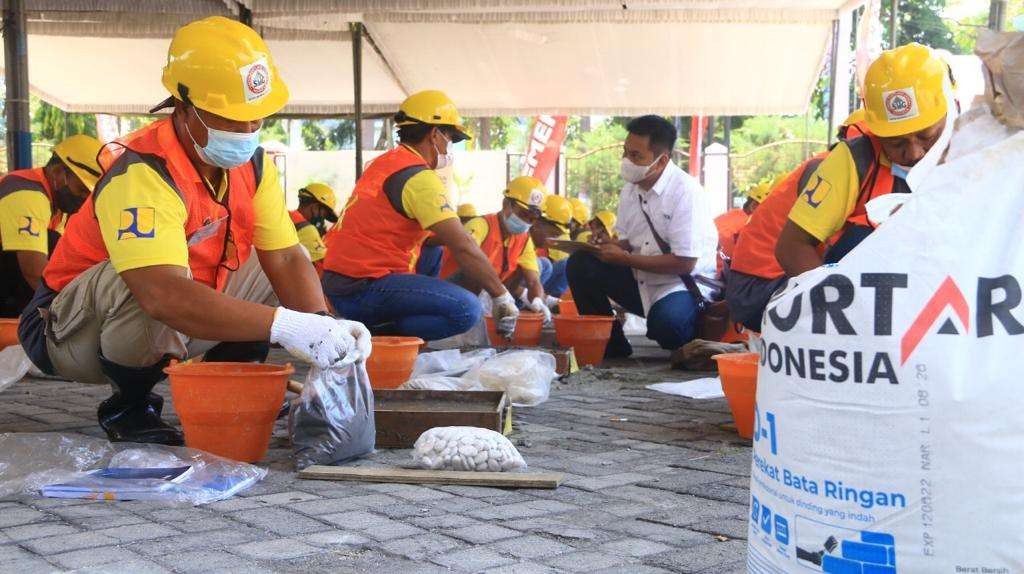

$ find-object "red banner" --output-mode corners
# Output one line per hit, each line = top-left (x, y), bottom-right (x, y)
(521, 115), (567, 190)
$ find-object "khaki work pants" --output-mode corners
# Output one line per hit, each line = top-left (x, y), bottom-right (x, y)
(45, 255), (277, 386)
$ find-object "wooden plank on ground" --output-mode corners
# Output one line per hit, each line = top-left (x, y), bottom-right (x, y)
(298, 465), (563, 489)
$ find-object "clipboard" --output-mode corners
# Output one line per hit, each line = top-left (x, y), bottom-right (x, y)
(546, 239), (600, 254)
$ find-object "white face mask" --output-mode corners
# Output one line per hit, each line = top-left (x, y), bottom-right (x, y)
(433, 131), (454, 171)
(620, 154), (664, 184)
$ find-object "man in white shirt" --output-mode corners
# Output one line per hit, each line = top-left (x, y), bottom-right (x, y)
(566, 115), (719, 358)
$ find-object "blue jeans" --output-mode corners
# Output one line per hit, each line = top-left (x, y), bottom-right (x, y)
(416, 244), (444, 277)
(543, 258), (569, 298)
(323, 272), (481, 341)
(566, 252), (699, 352)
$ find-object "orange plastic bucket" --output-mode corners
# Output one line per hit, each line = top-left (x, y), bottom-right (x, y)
(713, 352), (758, 439)
(0, 319), (18, 350)
(485, 312), (544, 347)
(366, 336), (423, 389)
(165, 362), (292, 462)
(554, 315), (615, 367)
(559, 299), (578, 316)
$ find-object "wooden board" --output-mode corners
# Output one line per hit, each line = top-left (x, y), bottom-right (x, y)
(373, 390), (508, 449)
(298, 465), (563, 489)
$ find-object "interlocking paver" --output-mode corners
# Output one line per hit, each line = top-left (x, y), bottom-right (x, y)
(446, 523), (520, 544)
(231, 537), (321, 560)
(2, 346), (750, 572)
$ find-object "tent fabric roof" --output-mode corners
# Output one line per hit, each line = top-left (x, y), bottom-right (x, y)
(3, 1), (863, 116)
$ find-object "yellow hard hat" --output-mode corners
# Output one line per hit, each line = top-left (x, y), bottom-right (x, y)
(569, 198), (591, 225)
(161, 16), (289, 122)
(53, 135), (103, 192)
(505, 176), (547, 213)
(842, 108), (867, 127)
(541, 195), (573, 227)
(864, 43), (948, 138)
(593, 210), (617, 233)
(747, 181), (772, 204)
(457, 203), (478, 218)
(299, 182), (338, 222)
(395, 90), (471, 142)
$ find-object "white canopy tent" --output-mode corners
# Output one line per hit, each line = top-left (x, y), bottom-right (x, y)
(2, 0), (864, 117)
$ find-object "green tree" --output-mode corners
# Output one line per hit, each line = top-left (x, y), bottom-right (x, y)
(881, 0), (956, 52)
(260, 118), (287, 144)
(565, 119), (627, 211)
(31, 98), (96, 143)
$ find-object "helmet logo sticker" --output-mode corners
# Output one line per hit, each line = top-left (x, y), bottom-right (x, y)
(529, 189), (544, 207)
(241, 58), (270, 103)
(883, 87), (919, 122)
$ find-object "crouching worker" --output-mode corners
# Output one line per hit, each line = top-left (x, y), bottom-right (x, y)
(441, 176), (552, 322)
(18, 17), (370, 446)
(776, 43), (952, 276)
(1, 135), (103, 317)
(322, 90), (520, 341)
(532, 194), (573, 299)
(587, 210), (617, 244)
(567, 115), (719, 357)
(290, 183), (337, 270)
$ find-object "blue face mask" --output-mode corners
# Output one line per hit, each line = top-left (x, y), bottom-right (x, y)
(186, 107), (260, 169)
(503, 212), (532, 234)
(891, 163), (912, 180)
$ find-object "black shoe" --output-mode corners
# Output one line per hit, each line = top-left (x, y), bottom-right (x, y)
(98, 392), (184, 446)
(97, 355), (184, 446)
(603, 342), (634, 359)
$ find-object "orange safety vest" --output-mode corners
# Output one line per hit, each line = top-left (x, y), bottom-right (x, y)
(45, 117), (263, 292)
(731, 127), (900, 280)
(439, 213), (530, 281)
(323, 145), (432, 279)
(714, 208), (748, 277)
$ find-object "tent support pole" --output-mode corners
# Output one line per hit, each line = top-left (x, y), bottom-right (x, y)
(827, 18), (840, 146)
(352, 22), (364, 179)
(989, 0), (1007, 30)
(4, 0), (31, 170)
(889, 0), (898, 48)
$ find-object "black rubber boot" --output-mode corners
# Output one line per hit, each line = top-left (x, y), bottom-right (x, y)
(97, 355), (184, 446)
(203, 341), (270, 363)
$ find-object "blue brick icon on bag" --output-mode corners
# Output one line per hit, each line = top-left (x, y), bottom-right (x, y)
(797, 525), (895, 573)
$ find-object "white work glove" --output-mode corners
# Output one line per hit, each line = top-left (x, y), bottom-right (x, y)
(491, 290), (520, 339)
(528, 296), (553, 326)
(544, 295), (561, 309)
(270, 307), (361, 369)
(336, 318), (372, 361)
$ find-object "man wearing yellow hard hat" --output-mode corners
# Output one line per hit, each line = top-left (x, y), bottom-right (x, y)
(290, 183), (337, 268)
(568, 197), (592, 243)
(531, 194), (573, 300)
(0, 134), (102, 318)
(440, 176), (552, 322)
(587, 210), (617, 244)
(322, 90), (521, 341)
(777, 43), (953, 276)
(19, 17), (369, 445)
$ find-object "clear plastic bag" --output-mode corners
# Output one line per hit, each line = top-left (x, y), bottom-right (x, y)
(288, 359), (375, 470)
(412, 427), (526, 472)
(463, 350), (556, 406)
(0, 345), (32, 392)
(399, 376), (481, 391)
(411, 348), (497, 378)
(0, 433), (266, 505)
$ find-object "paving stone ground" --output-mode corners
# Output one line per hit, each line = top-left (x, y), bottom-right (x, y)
(0, 340), (752, 573)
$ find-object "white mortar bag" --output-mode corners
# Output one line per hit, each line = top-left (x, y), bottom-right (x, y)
(747, 125), (1024, 572)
